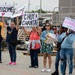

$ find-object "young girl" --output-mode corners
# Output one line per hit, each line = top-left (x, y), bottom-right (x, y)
(41, 23), (54, 72)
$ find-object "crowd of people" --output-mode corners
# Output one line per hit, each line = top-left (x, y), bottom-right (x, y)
(0, 14), (75, 75)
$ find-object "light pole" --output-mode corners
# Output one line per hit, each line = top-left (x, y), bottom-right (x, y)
(40, 0), (42, 13)
(36, 5), (39, 11)
(5, 2), (7, 5)
(28, 0), (30, 12)
(52, 7), (61, 26)
(70, 0), (72, 13)
(13, 1), (17, 13)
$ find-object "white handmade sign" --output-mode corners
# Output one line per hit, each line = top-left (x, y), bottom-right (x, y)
(0, 5), (14, 17)
(44, 33), (57, 44)
(21, 13), (39, 27)
(11, 6), (25, 18)
(63, 17), (75, 31)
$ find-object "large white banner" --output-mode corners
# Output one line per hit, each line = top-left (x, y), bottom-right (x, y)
(63, 17), (75, 31)
(0, 5), (14, 17)
(21, 13), (39, 27)
(11, 6), (25, 18)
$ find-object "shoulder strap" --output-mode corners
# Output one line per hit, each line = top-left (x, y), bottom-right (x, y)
(61, 33), (72, 44)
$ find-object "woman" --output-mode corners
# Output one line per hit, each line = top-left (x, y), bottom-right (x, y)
(23, 26), (41, 68)
(60, 30), (75, 75)
(52, 27), (68, 75)
(40, 23), (54, 72)
(2, 14), (19, 65)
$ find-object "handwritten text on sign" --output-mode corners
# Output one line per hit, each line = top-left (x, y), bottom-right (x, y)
(0, 5), (14, 17)
(11, 6), (25, 18)
(63, 17), (75, 31)
(21, 13), (39, 27)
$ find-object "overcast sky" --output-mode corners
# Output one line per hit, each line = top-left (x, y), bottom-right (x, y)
(0, 0), (59, 11)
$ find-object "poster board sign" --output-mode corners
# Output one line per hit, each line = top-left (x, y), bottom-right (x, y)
(21, 13), (39, 27)
(63, 17), (75, 31)
(44, 33), (57, 44)
(11, 6), (25, 18)
(0, 5), (14, 17)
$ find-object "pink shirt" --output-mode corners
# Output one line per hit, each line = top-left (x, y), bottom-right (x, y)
(30, 31), (40, 50)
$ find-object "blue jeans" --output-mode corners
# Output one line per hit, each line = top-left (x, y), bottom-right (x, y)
(55, 51), (60, 72)
(8, 43), (16, 62)
(55, 50), (66, 73)
(60, 48), (73, 75)
(30, 49), (39, 67)
(0, 43), (1, 61)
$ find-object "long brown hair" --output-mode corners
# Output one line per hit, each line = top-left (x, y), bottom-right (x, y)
(45, 23), (52, 30)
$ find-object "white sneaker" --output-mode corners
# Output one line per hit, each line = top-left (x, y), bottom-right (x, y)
(41, 69), (46, 72)
(46, 69), (51, 72)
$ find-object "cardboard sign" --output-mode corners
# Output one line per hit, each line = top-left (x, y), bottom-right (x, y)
(63, 17), (75, 31)
(21, 13), (39, 27)
(0, 5), (14, 17)
(11, 6), (25, 18)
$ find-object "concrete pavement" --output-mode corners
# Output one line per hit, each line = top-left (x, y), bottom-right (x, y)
(0, 50), (75, 75)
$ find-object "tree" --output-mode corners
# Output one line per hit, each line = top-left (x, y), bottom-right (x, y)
(31, 9), (47, 13)
(36, 9), (46, 13)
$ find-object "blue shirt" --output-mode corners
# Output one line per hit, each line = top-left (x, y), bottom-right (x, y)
(41, 30), (54, 41)
(61, 33), (75, 48)
(6, 26), (18, 43)
(58, 32), (66, 42)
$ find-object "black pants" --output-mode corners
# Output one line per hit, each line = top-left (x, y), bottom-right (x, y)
(8, 43), (16, 62)
(30, 49), (39, 67)
(0, 43), (1, 61)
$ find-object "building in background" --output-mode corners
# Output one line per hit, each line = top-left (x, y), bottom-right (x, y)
(52, 0), (75, 26)
(59, 0), (75, 24)
(59, 0), (75, 13)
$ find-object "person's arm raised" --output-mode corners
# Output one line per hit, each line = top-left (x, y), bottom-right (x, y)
(16, 16), (19, 30)
(22, 27), (31, 36)
(2, 15), (7, 28)
(36, 26), (42, 35)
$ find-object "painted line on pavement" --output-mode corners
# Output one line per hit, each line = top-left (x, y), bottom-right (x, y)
(0, 67), (35, 75)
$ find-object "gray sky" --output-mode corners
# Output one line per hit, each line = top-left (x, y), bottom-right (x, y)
(0, 0), (59, 11)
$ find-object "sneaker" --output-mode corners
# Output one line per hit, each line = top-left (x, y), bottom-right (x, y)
(61, 73), (65, 75)
(41, 69), (46, 72)
(8, 62), (13, 65)
(0, 61), (2, 63)
(29, 65), (34, 68)
(34, 66), (38, 68)
(12, 62), (16, 65)
(51, 71), (59, 75)
(46, 69), (51, 72)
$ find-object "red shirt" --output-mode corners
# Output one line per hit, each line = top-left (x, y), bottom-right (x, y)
(30, 31), (40, 50)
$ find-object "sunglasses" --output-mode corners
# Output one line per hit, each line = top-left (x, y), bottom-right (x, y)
(46, 25), (50, 27)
